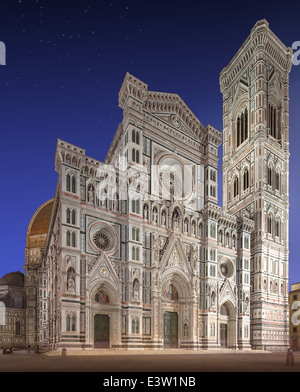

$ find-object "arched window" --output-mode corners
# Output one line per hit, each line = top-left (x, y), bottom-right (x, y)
(268, 103), (277, 139)
(132, 246), (136, 260)
(71, 209), (76, 225)
(131, 318), (139, 334)
(236, 107), (248, 148)
(71, 175), (76, 193)
(71, 315), (76, 331)
(275, 219), (280, 238)
(243, 168), (249, 191)
(66, 230), (71, 246)
(16, 321), (21, 336)
(275, 171), (280, 191)
(132, 130), (140, 145)
(66, 174), (71, 192)
(267, 215), (272, 234)
(66, 314), (76, 331)
(71, 231), (76, 247)
(267, 167), (272, 186)
(233, 177), (239, 198)
(66, 208), (71, 223)
(132, 148), (139, 163)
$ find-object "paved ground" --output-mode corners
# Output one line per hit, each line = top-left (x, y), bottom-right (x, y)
(0, 349), (299, 373)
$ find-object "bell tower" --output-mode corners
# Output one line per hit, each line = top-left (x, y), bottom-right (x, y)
(220, 19), (293, 350)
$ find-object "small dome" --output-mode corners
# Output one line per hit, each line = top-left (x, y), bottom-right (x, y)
(0, 271), (24, 287)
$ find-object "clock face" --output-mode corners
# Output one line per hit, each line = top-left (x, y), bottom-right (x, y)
(158, 155), (193, 201)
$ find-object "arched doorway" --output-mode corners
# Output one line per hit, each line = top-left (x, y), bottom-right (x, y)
(219, 301), (236, 349)
(220, 303), (229, 348)
(163, 283), (179, 348)
(160, 271), (194, 349)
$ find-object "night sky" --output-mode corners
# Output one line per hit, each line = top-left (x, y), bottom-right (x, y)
(0, 0), (300, 289)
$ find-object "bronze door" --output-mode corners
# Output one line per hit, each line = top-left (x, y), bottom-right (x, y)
(220, 323), (227, 348)
(94, 314), (110, 348)
(164, 312), (178, 348)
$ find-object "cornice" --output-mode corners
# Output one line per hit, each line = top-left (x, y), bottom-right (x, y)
(219, 19), (293, 93)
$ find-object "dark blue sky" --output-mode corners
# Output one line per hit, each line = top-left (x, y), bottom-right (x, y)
(0, 0), (300, 288)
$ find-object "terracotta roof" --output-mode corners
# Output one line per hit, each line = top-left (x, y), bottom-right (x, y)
(29, 199), (54, 236)
(0, 271), (24, 287)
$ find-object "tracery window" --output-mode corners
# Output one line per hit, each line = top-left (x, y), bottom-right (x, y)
(66, 173), (76, 193)
(268, 103), (277, 139)
(275, 219), (280, 238)
(132, 129), (140, 145)
(236, 107), (248, 148)
(132, 148), (140, 163)
(16, 321), (21, 336)
(243, 168), (249, 191)
(267, 167), (272, 186)
(267, 215), (272, 234)
(131, 318), (139, 334)
(275, 172), (280, 191)
(233, 177), (239, 198)
(131, 198), (140, 214)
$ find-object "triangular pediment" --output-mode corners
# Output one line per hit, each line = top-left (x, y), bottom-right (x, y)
(219, 279), (236, 306)
(144, 91), (207, 142)
(151, 112), (200, 140)
(233, 81), (248, 104)
(88, 253), (119, 286)
(161, 236), (192, 276)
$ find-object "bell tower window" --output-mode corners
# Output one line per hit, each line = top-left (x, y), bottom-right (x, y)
(268, 103), (277, 139)
(236, 107), (248, 148)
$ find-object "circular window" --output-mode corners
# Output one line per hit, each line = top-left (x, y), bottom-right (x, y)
(157, 155), (193, 200)
(219, 259), (234, 279)
(93, 231), (110, 250)
(88, 222), (118, 254)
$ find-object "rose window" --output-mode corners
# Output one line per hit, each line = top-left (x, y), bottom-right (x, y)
(93, 231), (110, 250)
(219, 259), (234, 279)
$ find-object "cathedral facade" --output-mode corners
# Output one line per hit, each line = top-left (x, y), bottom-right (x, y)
(4, 19), (292, 352)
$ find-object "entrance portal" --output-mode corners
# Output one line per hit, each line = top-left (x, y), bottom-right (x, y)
(164, 312), (178, 348)
(220, 323), (227, 348)
(94, 314), (110, 348)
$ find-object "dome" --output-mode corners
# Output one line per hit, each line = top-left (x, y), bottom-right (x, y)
(0, 271), (24, 287)
(26, 199), (54, 248)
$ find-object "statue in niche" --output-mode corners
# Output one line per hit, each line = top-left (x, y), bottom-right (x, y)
(152, 235), (160, 263)
(133, 278), (139, 300)
(192, 221), (196, 235)
(67, 267), (76, 291)
(67, 276), (75, 291)
(88, 184), (94, 203)
(172, 209), (180, 229)
(143, 204), (149, 220)
(211, 291), (216, 308)
(162, 210), (166, 226)
(153, 208), (158, 223)
(184, 220), (188, 233)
